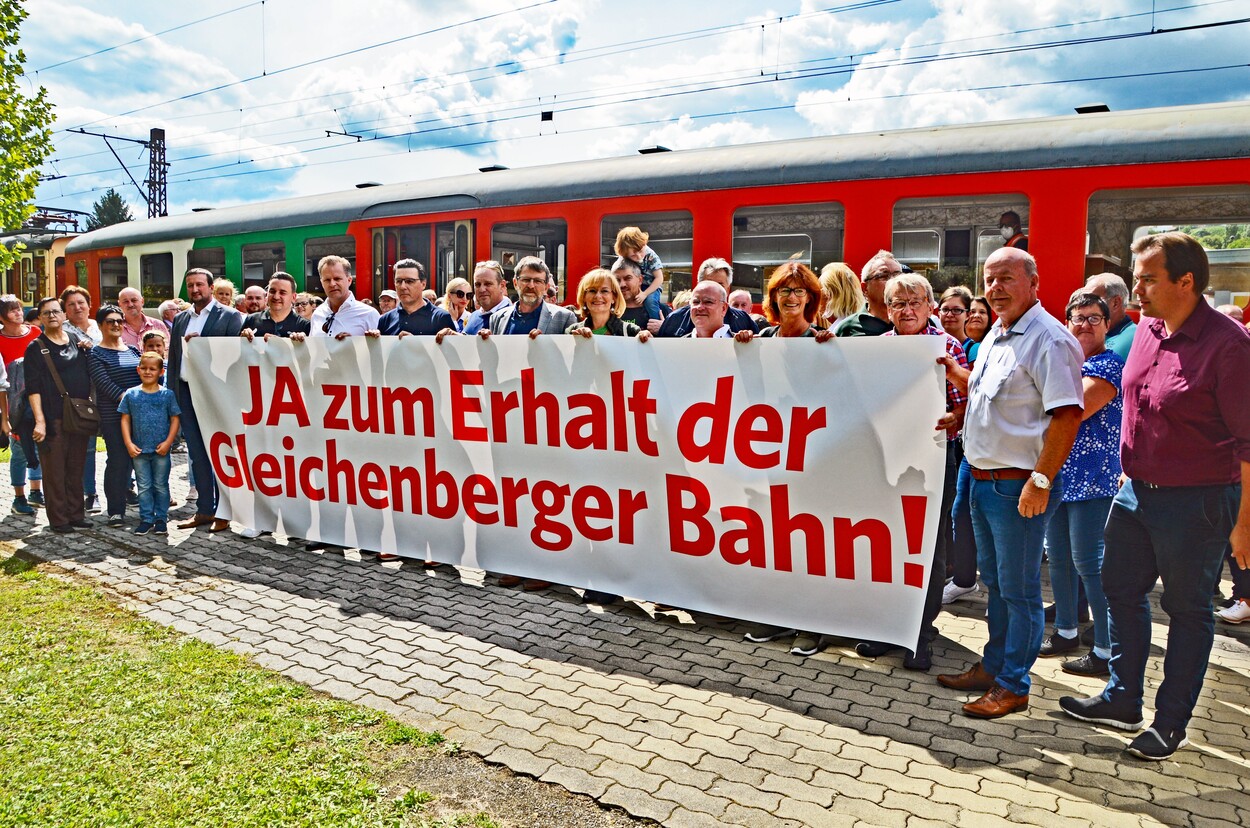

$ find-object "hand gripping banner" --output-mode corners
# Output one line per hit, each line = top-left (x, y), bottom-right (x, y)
(185, 334), (947, 648)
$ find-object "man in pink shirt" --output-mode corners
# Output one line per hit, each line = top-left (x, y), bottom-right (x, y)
(118, 288), (164, 349)
(1060, 232), (1250, 760)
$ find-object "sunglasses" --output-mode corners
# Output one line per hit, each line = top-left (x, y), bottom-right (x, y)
(321, 312), (336, 334)
(448, 289), (469, 299)
(104, 317), (124, 325)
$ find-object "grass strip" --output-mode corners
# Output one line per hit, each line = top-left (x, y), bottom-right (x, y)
(0, 555), (497, 828)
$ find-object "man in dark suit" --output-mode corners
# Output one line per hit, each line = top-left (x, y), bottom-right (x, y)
(485, 256), (577, 337)
(656, 258), (757, 338)
(168, 267), (244, 531)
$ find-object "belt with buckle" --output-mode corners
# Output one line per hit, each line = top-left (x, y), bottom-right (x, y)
(969, 466), (1031, 481)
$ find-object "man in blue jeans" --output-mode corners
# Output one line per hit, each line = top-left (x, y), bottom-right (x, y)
(1060, 232), (1250, 760)
(935, 246), (1084, 718)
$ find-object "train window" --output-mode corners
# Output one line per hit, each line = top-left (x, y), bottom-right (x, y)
(140, 253), (174, 303)
(241, 242), (285, 288)
(98, 256), (128, 303)
(74, 260), (88, 289)
(305, 236), (356, 295)
(371, 225), (430, 297)
(732, 203), (845, 302)
(188, 247), (225, 283)
(602, 211), (692, 299)
(491, 218), (568, 297)
(893, 195), (1028, 294)
(1089, 185), (1250, 307)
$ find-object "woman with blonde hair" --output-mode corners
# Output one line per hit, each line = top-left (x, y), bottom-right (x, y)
(817, 262), (864, 329)
(566, 269), (651, 341)
(443, 277), (473, 332)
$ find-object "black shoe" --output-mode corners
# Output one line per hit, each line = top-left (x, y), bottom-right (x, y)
(50, 524), (74, 534)
(903, 646), (932, 671)
(1126, 726), (1188, 761)
(1058, 695), (1144, 731)
(855, 640), (898, 658)
(1080, 625), (1095, 647)
(1038, 631), (1080, 657)
(1061, 651), (1110, 677)
(305, 541), (327, 551)
(84, 494), (98, 513)
(69, 519), (92, 529)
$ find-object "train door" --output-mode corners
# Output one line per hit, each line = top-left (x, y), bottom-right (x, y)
(433, 220), (474, 294)
(490, 218), (567, 298)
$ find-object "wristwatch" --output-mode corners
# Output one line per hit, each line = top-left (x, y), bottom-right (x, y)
(1030, 471), (1051, 490)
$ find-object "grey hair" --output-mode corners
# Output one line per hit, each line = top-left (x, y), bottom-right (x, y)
(860, 250), (898, 281)
(696, 257), (733, 285)
(884, 273), (934, 305)
(1085, 272), (1129, 303)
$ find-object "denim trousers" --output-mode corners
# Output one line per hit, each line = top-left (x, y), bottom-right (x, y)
(970, 474), (1063, 696)
(9, 437), (43, 488)
(131, 452), (172, 524)
(949, 453), (978, 588)
(176, 384), (217, 515)
(83, 433), (96, 496)
(1101, 481), (1237, 731)
(98, 419), (133, 518)
(1046, 496), (1114, 651)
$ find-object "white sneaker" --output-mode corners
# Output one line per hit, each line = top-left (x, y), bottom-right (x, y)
(942, 581), (980, 604)
(239, 527), (270, 539)
(1216, 599), (1250, 624)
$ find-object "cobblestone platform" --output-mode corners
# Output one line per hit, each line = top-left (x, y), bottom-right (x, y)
(4, 457), (1249, 827)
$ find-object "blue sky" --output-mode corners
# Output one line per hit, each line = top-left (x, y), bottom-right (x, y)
(25, 0), (1250, 219)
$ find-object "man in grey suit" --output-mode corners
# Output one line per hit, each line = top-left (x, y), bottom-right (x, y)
(168, 267), (244, 531)
(485, 256), (576, 338)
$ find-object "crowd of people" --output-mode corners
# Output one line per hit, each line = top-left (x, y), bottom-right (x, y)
(2, 226), (1248, 763)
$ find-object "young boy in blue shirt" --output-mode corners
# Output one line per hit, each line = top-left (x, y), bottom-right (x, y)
(119, 353), (181, 535)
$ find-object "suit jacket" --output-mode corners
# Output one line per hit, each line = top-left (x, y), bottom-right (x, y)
(657, 305), (758, 338)
(167, 303), (244, 391)
(489, 301), (577, 336)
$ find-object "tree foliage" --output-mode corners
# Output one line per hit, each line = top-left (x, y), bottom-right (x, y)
(0, 1), (55, 271)
(86, 188), (134, 231)
(1177, 223), (1250, 250)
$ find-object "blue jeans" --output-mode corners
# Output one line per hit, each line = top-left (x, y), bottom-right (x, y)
(1046, 497), (1113, 651)
(131, 452), (171, 524)
(83, 433), (97, 496)
(642, 289), (663, 320)
(950, 453), (978, 588)
(970, 474), (1063, 696)
(9, 438), (42, 488)
(1101, 481), (1237, 731)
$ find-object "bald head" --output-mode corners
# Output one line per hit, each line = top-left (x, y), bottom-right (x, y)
(689, 281), (729, 337)
(117, 287), (145, 323)
(1217, 303), (1244, 323)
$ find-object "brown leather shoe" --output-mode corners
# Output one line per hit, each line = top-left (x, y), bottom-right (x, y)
(209, 519), (232, 533)
(963, 685), (1029, 719)
(178, 514), (215, 529)
(522, 579), (553, 591)
(497, 574), (523, 587)
(936, 662), (997, 691)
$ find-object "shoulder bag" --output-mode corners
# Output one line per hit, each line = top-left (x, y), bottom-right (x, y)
(37, 336), (100, 436)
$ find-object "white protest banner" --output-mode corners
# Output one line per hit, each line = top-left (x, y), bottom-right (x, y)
(185, 334), (947, 648)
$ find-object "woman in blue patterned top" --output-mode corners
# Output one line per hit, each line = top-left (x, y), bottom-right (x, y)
(88, 305), (142, 525)
(1040, 292), (1124, 677)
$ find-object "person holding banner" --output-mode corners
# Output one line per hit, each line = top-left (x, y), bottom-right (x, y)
(486, 256), (578, 590)
(240, 273), (311, 341)
(460, 260), (512, 336)
(685, 281), (734, 338)
(735, 262), (835, 656)
(936, 247), (1083, 719)
(857, 273), (969, 672)
(366, 259), (452, 338)
(169, 269), (244, 532)
(306, 256), (379, 341)
(656, 258), (756, 338)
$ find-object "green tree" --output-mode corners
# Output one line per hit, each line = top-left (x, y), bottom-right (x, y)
(0, 0), (54, 271)
(86, 188), (134, 231)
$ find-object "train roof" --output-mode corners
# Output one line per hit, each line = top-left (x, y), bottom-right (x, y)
(66, 100), (1250, 254)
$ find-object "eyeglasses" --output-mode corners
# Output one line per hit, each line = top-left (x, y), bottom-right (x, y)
(1068, 314), (1105, 326)
(938, 307), (967, 316)
(864, 271), (900, 282)
(293, 301), (310, 308)
(39, 308), (64, 317)
(394, 278), (420, 286)
(587, 288), (615, 297)
(775, 287), (808, 299)
(322, 313), (336, 334)
(887, 299), (929, 311)
(449, 290), (469, 299)
(516, 276), (546, 286)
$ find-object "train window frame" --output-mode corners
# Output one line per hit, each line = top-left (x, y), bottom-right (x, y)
(241, 241), (286, 288)
(601, 210), (694, 301)
(140, 252), (175, 303)
(98, 256), (129, 303)
(731, 202), (845, 303)
(893, 194), (1029, 295)
(491, 217), (568, 298)
(188, 247), (226, 280)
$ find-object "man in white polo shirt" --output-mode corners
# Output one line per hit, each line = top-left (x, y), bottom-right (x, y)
(936, 246), (1084, 719)
(686, 281), (733, 338)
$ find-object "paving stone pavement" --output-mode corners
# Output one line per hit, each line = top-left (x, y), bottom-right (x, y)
(5, 455), (1250, 827)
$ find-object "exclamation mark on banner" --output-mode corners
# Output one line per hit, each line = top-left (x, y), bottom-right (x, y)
(901, 495), (927, 588)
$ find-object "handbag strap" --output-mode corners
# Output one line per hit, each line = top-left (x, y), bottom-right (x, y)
(37, 335), (72, 400)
